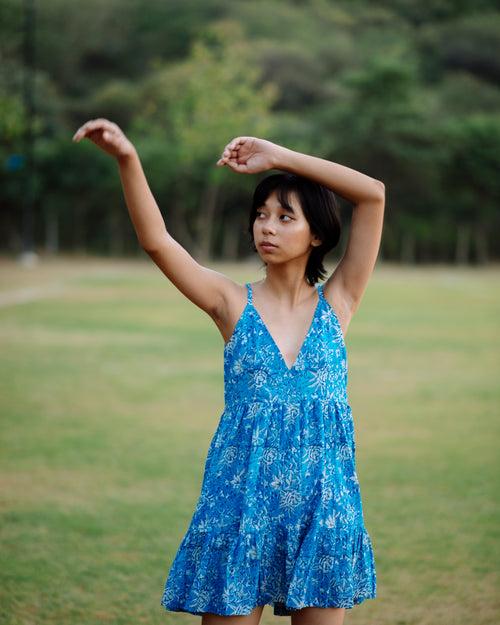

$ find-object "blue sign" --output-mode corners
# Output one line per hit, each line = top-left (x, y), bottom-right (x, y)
(5, 154), (25, 171)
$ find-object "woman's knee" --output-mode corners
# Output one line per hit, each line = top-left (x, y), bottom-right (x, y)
(291, 606), (346, 625)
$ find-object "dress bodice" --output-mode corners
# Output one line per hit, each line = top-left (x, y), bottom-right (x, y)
(223, 282), (349, 406)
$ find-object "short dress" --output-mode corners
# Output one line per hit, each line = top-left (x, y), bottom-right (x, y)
(160, 281), (377, 616)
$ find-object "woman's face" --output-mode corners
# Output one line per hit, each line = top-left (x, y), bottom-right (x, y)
(253, 189), (321, 263)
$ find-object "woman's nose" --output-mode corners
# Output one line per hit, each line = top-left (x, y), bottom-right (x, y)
(262, 221), (276, 234)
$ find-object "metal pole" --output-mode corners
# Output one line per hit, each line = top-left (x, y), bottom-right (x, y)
(19, 0), (38, 266)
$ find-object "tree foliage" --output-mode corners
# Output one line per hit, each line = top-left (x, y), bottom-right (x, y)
(1, 0), (499, 263)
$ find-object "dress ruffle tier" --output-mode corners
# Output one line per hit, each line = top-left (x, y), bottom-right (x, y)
(161, 521), (375, 616)
(160, 397), (376, 617)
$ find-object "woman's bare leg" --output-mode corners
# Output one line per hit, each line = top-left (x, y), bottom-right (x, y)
(291, 606), (346, 625)
(201, 605), (265, 625)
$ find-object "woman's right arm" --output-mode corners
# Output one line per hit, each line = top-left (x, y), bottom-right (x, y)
(116, 150), (167, 251)
(72, 118), (238, 321)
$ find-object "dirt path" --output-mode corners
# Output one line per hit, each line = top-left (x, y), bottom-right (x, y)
(0, 283), (67, 308)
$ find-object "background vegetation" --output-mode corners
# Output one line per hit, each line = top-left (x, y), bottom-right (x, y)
(2, 0), (500, 263)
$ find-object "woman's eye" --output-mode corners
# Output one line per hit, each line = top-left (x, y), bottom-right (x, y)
(255, 211), (292, 221)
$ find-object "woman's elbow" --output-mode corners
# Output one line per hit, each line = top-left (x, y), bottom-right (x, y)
(374, 179), (385, 202)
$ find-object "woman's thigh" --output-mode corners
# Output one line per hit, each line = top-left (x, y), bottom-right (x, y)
(201, 605), (265, 625)
(291, 606), (346, 625)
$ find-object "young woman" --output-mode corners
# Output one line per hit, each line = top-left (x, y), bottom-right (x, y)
(73, 119), (385, 625)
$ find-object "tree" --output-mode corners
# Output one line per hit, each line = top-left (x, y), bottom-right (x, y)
(442, 114), (500, 264)
(130, 19), (278, 260)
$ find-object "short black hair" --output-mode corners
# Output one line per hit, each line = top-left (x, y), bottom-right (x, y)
(248, 172), (341, 285)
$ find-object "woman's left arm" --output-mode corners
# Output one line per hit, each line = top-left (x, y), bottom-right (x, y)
(217, 137), (385, 332)
(273, 146), (384, 205)
(274, 146), (385, 329)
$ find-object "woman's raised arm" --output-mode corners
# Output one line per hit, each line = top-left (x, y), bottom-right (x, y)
(72, 118), (238, 320)
(274, 146), (385, 316)
(218, 136), (386, 332)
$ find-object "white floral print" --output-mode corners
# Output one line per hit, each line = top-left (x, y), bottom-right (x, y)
(160, 282), (376, 616)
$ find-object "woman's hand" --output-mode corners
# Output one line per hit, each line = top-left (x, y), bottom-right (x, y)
(216, 136), (284, 174)
(72, 118), (136, 162)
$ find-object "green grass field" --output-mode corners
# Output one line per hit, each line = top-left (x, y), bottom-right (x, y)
(1, 255), (499, 625)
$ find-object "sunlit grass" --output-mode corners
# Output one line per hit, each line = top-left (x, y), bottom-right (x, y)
(1, 255), (499, 625)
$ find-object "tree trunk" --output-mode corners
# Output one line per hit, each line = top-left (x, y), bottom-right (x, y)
(474, 224), (488, 265)
(44, 200), (59, 255)
(196, 182), (219, 262)
(108, 203), (124, 256)
(400, 231), (416, 264)
(1, 207), (22, 253)
(73, 201), (87, 254)
(455, 223), (470, 265)
(421, 239), (432, 263)
(222, 210), (242, 260)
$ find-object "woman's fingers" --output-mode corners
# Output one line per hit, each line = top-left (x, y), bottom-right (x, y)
(72, 118), (118, 142)
(224, 137), (243, 152)
(72, 117), (136, 161)
(222, 140), (243, 158)
(215, 137), (250, 166)
(230, 137), (245, 148)
(74, 119), (97, 139)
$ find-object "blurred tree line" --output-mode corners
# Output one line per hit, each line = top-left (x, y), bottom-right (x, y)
(1, 0), (499, 264)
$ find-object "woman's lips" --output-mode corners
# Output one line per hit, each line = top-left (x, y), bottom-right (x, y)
(260, 242), (277, 250)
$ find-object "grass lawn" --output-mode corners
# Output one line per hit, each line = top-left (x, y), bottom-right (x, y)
(0, 254), (499, 625)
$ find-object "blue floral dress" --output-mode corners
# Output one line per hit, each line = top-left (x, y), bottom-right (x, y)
(160, 281), (377, 617)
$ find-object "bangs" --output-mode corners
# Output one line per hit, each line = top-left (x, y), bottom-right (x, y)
(248, 171), (342, 286)
(252, 174), (300, 215)
(276, 185), (299, 214)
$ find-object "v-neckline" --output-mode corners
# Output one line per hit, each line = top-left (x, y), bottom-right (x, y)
(249, 283), (322, 372)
